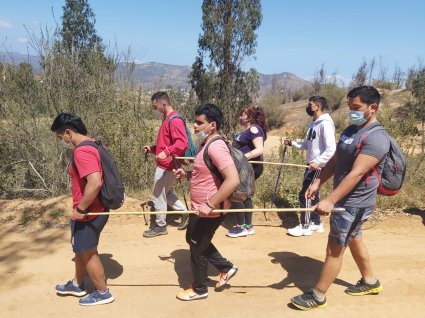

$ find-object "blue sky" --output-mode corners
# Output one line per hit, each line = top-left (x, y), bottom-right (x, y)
(1, 0), (424, 80)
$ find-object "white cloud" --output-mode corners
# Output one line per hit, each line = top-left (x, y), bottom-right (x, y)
(0, 19), (13, 28)
(18, 37), (29, 43)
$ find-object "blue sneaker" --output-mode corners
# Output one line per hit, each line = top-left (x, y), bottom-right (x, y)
(79, 289), (114, 306)
(56, 280), (87, 297)
(226, 225), (248, 238)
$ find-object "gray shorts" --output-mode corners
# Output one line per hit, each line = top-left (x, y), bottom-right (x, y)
(329, 206), (374, 246)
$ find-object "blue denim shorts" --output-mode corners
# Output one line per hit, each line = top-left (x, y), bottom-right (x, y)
(329, 206), (374, 246)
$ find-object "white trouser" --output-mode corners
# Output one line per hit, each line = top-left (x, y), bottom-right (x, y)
(151, 167), (187, 227)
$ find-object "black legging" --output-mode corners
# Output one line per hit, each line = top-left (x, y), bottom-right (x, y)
(231, 163), (263, 226)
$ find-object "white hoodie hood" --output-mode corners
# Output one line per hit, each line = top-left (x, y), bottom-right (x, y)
(292, 113), (336, 167)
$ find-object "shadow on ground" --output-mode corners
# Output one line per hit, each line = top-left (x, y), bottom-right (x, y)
(159, 248), (219, 288)
(403, 208), (425, 226)
(0, 225), (65, 287)
(268, 251), (351, 291)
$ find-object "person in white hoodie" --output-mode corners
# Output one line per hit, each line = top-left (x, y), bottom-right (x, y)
(283, 96), (336, 237)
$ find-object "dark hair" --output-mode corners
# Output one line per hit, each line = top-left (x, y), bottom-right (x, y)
(151, 91), (171, 104)
(347, 86), (380, 105)
(50, 113), (88, 135)
(243, 105), (268, 140)
(309, 95), (328, 110)
(195, 103), (223, 131)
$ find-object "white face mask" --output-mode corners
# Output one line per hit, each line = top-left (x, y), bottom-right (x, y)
(195, 124), (211, 143)
(154, 108), (164, 117)
(61, 139), (74, 149)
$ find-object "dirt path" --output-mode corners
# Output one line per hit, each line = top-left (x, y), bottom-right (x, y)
(1, 196), (424, 317)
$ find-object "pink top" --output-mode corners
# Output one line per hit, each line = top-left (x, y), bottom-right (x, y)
(151, 111), (188, 171)
(190, 136), (234, 218)
(70, 139), (104, 221)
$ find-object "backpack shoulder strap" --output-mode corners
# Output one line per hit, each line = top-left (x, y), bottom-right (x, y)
(356, 124), (386, 155)
(356, 124), (387, 185)
(70, 140), (102, 176)
(203, 135), (225, 182)
(167, 114), (187, 144)
(167, 114), (185, 129)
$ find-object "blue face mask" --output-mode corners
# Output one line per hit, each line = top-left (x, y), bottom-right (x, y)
(348, 107), (372, 126)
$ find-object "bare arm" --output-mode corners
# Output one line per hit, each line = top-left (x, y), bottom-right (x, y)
(245, 136), (264, 159)
(73, 171), (102, 219)
(315, 153), (381, 214)
(198, 164), (240, 216)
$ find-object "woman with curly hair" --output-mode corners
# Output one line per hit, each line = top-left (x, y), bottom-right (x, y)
(227, 105), (267, 238)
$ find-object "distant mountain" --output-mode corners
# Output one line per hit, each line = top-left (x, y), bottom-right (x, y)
(0, 51), (42, 74)
(119, 61), (311, 93)
(116, 62), (192, 89)
(1, 51), (310, 92)
(258, 72), (310, 94)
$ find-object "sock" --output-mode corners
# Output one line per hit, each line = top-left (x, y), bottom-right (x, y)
(365, 278), (377, 285)
(72, 279), (80, 287)
(98, 288), (109, 295)
(312, 288), (326, 301)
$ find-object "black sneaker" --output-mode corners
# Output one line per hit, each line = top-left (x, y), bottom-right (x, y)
(291, 289), (327, 311)
(345, 278), (383, 296)
(178, 214), (189, 230)
(143, 225), (168, 238)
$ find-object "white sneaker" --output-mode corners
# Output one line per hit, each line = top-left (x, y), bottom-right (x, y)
(287, 224), (312, 237)
(309, 223), (324, 233)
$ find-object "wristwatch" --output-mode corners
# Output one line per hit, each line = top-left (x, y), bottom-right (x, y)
(76, 206), (89, 214)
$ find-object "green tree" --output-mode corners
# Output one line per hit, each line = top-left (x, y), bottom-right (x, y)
(59, 0), (104, 59)
(351, 60), (368, 88)
(412, 68), (425, 153)
(189, 0), (262, 133)
(319, 83), (346, 111)
(40, 0), (116, 117)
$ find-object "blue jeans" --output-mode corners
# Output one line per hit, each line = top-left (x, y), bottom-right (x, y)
(329, 206), (374, 246)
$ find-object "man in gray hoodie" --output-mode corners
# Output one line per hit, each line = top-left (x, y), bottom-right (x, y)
(283, 96), (336, 237)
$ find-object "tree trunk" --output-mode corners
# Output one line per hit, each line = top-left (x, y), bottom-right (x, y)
(222, 0), (232, 90)
(422, 120), (425, 154)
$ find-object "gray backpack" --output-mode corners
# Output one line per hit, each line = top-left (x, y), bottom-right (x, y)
(357, 125), (406, 196)
(203, 136), (255, 202)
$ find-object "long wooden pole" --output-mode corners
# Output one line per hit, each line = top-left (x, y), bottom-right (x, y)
(175, 157), (308, 168)
(87, 207), (345, 216)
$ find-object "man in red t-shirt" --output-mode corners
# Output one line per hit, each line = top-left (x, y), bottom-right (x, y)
(143, 91), (189, 237)
(51, 113), (114, 306)
(173, 104), (239, 301)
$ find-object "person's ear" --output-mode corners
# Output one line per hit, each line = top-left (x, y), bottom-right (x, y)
(370, 103), (379, 113)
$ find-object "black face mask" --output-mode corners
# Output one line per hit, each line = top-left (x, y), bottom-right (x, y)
(305, 105), (314, 116)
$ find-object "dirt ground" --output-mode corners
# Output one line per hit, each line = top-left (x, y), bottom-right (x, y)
(1, 195), (425, 318)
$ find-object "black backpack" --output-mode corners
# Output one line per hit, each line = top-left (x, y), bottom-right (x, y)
(71, 140), (125, 210)
(357, 125), (406, 196)
(203, 136), (255, 202)
(167, 114), (197, 157)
